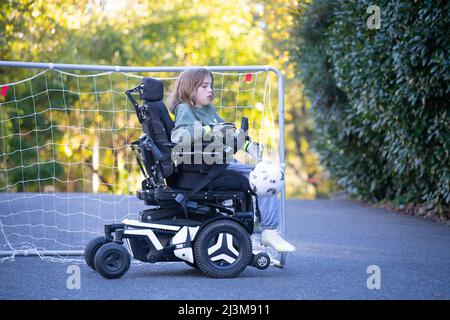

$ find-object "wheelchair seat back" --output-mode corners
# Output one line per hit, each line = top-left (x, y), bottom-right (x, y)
(139, 78), (175, 179)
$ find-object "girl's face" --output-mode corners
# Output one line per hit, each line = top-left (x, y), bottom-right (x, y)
(195, 74), (213, 107)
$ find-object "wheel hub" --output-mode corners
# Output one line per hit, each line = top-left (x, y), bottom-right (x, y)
(105, 252), (123, 270)
(207, 232), (239, 265)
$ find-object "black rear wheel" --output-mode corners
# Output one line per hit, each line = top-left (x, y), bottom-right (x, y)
(84, 236), (106, 270)
(193, 219), (252, 278)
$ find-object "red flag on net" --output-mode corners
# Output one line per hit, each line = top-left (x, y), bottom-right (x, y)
(245, 73), (252, 82)
(1, 85), (9, 97)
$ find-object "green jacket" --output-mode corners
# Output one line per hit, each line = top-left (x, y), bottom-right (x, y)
(171, 103), (224, 144)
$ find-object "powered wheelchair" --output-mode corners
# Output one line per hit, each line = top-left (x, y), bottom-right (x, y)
(84, 77), (271, 279)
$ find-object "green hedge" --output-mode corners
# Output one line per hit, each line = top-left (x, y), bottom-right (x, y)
(291, 0), (449, 216)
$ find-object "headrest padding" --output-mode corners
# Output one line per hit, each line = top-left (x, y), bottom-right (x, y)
(139, 78), (164, 102)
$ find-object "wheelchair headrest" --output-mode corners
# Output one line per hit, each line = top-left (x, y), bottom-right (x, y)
(139, 78), (164, 102)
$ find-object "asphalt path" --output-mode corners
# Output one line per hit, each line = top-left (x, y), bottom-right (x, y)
(1, 193), (449, 300)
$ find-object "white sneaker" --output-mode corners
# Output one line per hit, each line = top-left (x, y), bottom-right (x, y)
(260, 229), (296, 253)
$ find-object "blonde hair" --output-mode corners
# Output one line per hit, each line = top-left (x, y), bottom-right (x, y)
(168, 68), (214, 113)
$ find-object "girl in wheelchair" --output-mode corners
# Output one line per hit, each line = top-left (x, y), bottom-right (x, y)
(169, 68), (295, 253)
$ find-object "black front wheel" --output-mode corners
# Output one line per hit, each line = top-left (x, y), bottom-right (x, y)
(94, 242), (131, 279)
(193, 219), (252, 278)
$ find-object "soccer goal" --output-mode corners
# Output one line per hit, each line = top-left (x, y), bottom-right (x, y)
(0, 61), (286, 265)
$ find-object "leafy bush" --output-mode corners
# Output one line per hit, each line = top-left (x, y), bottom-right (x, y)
(291, 0), (449, 216)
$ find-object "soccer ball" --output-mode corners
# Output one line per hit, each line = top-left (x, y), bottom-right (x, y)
(249, 161), (285, 196)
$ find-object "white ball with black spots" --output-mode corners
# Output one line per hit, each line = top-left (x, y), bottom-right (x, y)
(249, 161), (285, 196)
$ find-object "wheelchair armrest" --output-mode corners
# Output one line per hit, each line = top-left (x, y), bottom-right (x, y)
(139, 135), (171, 161)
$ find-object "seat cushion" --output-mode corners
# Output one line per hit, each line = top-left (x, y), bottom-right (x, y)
(166, 171), (207, 190)
(208, 171), (250, 191)
(166, 170), (250, 192)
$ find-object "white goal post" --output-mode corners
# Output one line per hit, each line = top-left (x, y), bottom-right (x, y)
(0, 61), (286, 265)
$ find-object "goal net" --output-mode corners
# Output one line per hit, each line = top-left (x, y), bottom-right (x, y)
(0, 66), (280, 261)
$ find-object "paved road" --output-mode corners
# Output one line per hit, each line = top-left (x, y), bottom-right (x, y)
(1, 195), (449, 300)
